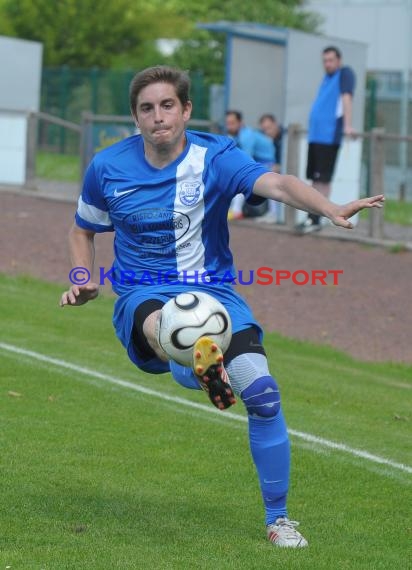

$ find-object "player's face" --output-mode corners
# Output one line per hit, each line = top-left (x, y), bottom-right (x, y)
(323, 51), (341, 75)
(225, 114), (241, 136)
(133, 82), (192, 149)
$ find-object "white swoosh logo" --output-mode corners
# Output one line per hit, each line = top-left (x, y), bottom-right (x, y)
(263, 479), (282, 484)
(113, 187), (138, 197)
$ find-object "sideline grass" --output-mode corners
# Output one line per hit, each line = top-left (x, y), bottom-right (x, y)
(36, 151), (80, 182)
(360, 197), (412, 226)
(1, 274), (411, 569)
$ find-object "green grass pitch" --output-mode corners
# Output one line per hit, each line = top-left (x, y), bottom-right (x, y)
(0, 274), (411, 569)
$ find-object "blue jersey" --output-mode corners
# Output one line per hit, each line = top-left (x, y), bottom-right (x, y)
(236, 126), (275, 165)
(308, 66), (356, 145)
(75, 130), (269, 296)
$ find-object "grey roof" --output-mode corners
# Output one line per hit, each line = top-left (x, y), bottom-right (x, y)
(197, 21), (289, 44)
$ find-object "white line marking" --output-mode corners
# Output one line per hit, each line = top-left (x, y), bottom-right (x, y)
(1, 341), (411, 476)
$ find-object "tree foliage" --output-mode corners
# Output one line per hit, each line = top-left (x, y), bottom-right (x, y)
(0, 0), (185, 68)
(158, 0), (319, 31)
(0, 0), (319, 79)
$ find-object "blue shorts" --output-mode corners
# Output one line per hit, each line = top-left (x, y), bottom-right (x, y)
(113, 283), (263, 374)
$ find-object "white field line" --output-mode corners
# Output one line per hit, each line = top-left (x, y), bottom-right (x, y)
(1, 341), (411, 476)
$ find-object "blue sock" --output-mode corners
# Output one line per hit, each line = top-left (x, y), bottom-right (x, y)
(248, 408), (290, 525)
(170, 361), (201, 390)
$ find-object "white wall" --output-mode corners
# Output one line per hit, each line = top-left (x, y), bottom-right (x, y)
(229, 38), (286, 127)
(0, 36), (42, 185)
(0, 36), (43, 111)
(308, 0), (412, 72)
(0, 112), (27, 185)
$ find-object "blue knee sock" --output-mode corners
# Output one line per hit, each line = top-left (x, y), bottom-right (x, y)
(248, 408), (290, 525)
(170, 361), (201, 390)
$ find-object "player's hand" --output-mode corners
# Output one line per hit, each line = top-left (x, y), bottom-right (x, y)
(59, 282), (99, 307)
(344, 126), (357, 139)
(329, 194), (385, 229)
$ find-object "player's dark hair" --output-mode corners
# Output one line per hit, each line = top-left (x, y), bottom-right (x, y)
(323, 46), (342, 59)
(226, 110), (243, 122)
(129, 66), (191, 115)
(259, 113), (277, 124)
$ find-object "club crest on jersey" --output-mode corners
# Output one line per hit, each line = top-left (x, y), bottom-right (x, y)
(179, 181), (201, 206)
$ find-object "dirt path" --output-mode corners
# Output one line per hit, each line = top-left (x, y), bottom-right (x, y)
(2, 191), (411, 363)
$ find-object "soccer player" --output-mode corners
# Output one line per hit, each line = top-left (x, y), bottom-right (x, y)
(296, 46), (356, 234)
(60, 66), (384, 548)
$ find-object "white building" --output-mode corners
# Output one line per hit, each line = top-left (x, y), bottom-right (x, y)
(307, 0), (412, 76)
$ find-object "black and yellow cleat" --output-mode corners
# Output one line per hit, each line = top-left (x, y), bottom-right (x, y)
(192, 337), (236, 410)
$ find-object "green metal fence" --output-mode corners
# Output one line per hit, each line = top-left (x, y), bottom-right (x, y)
(365, 72), (412, 165)
(40, 67), (210, 153)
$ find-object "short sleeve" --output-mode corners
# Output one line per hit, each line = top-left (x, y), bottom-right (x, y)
(211, 140), (270, 200)
(75, 161), (114, 233)
(340, 67), (356, 95)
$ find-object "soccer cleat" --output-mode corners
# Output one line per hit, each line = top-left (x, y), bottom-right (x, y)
(192, 337), (236, 410)
(267, 517), (308, 548)
(294, 218), (321, 235)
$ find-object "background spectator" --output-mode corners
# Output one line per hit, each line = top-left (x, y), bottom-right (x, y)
(296, 46), (356, 234)
(225, 110), (274, 220)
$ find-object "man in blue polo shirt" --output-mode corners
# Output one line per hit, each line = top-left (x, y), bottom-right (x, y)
(296, 46), (356, 234)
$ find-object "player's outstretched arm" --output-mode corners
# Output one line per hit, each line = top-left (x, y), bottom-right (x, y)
(59, 224), (99, 307)
(253, 172), (384, 229)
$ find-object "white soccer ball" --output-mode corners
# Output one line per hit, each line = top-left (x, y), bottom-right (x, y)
(158, 291), (232, 366)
